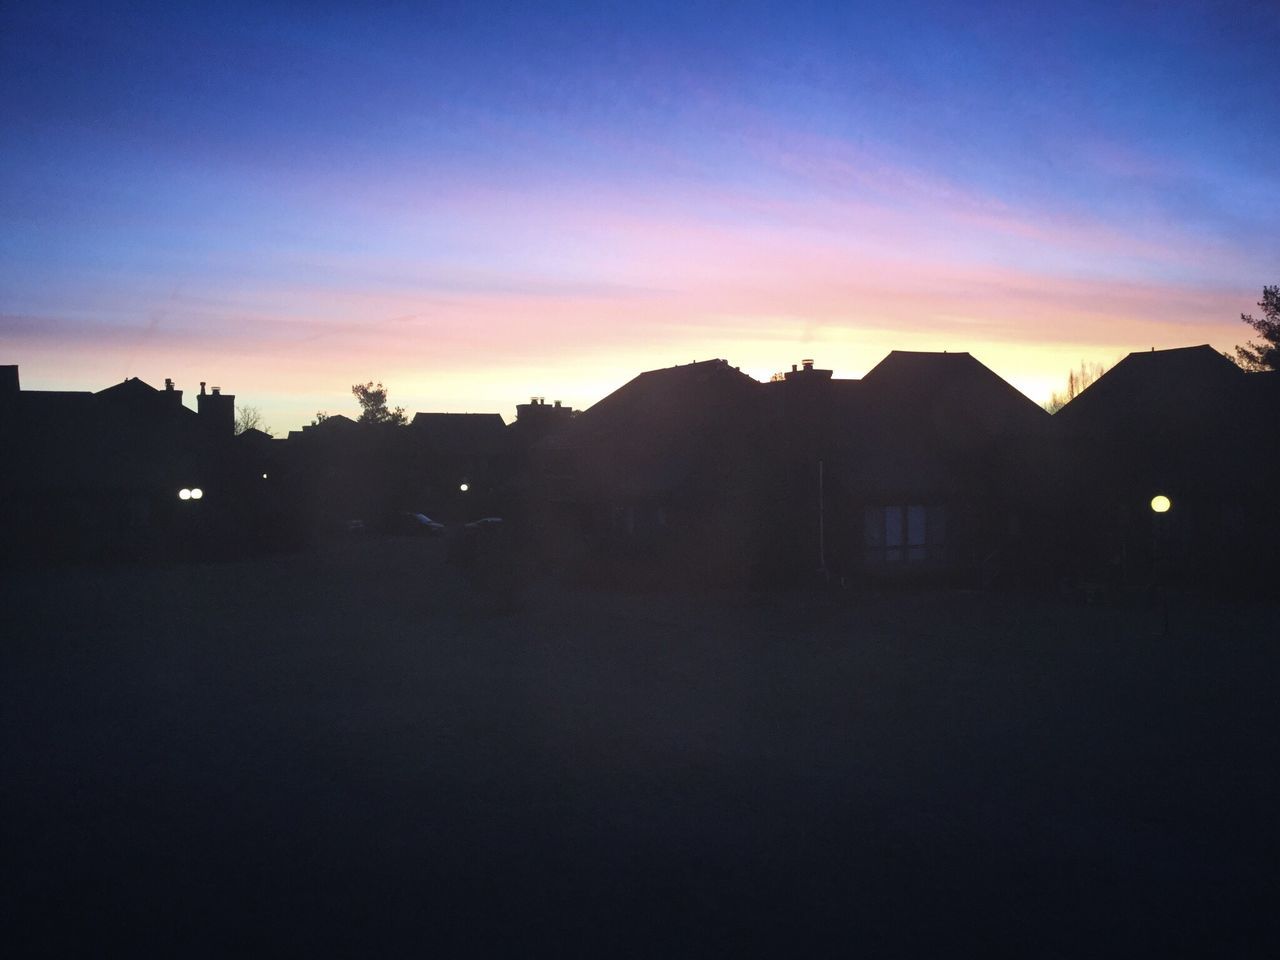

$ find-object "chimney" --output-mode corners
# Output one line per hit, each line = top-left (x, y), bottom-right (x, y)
(791, 364), (797, 373)
(554, 400), (561, 408)
(802, 359), (814, 372)
(165, 378), (174, 391)
(197, 381), (234, 438)
(212, 386), (220, 395)
(162, 377), (183, 407)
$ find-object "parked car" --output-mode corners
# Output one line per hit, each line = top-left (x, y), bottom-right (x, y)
(395, 512), (446, 536)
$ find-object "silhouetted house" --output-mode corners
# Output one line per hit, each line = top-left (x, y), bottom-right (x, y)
(533, 359), (768, 584)
(528, 352), (1055, 586)
(840, 351), (1053, 582)
(278, 415), (398, 531)
(407, 412), (509, 517)
(0, 367), (245, 562)
(754, 352), (1053, 584)
(1053, 345), (1276, 586)
(274, 408), (517, 534)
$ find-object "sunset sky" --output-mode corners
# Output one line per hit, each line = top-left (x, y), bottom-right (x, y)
(3, 0), (1278, 431)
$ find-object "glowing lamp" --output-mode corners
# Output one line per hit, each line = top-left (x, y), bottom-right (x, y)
(262, 473), (269, 479)
(459, 483), (469, 492)
(179, 488), (191, 500)
(190, 488), (204, 500)
(1150, 494), (1171, 514)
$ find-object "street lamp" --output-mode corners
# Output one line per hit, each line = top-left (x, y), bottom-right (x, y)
(1151, 492), (1171, 636)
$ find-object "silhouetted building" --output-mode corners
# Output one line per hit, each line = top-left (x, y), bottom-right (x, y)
(513, 397), (575, 443)
(1053, 345), (1277, 588)
(530, 359), (767, 584)
(0, 368), (244, 562)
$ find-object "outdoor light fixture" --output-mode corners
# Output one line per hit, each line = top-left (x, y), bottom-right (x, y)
(459, 483), (469, 492)
(179, 488), (191, 500)
(1150, 494), (1171, 513)
(190, 488), (204, 500)
(262, 473), (269, 479)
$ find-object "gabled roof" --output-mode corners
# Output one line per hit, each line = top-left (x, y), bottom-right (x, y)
(93, 376), (197, 423)
(859, 351), (1048, 437)
(574, 358), (760, 438)
(553, 358), (763, 496)
(96, 377), (160, 399)
(1055, 345), (1244, 435)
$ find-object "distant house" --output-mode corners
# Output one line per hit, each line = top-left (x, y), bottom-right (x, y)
(0, 367), (241, 561)
(530, 351), (1055, 586)
(842, 351), (1052, 581)
(530, 359), (768, 584)
(758, 352), (1052, 584)
(407, 412), (510, 518)
(276, 408), (516, 530)
(1053, 345), (1277, 586)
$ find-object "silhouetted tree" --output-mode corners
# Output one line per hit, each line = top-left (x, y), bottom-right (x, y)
(352, 382), (407, 426)
(1044, 360), (1107, 413)
(234, 405), (271, 436)
(310, 411), (329, 426)
(1232, 285), (1280, 372)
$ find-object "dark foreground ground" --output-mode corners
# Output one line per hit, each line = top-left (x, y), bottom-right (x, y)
(3, 540), (1278, 957)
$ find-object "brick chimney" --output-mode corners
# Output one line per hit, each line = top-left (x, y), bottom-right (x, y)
(197, 381), (235, 438)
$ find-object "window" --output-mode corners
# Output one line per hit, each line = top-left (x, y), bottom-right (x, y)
(864, 505), (946, 564)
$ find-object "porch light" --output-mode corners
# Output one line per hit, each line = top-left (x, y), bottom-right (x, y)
(459, 483), (469, 492)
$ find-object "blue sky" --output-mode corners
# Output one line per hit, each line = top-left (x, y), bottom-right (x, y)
(3, 0), (1278, 429)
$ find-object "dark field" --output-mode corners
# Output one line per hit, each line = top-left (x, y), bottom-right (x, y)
(4, 542), (1278, 956)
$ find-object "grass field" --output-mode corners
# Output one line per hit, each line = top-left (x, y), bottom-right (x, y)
(4, 540), (1278, 956)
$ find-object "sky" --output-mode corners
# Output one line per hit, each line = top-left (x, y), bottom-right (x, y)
(3, 0), (1278, 431)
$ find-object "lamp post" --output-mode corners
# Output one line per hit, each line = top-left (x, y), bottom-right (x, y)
(817, 459), (827, 581)
(1151, 493), (1171, 636)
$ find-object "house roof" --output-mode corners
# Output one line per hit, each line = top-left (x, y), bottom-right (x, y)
(575, 359), (759, 435)
(409, 412), (508, 454)
(95, 377), (160, 399)
(555, 359), (764, 496)
(859, 351), (1048, 439)
(1055, 345), (1244, 436)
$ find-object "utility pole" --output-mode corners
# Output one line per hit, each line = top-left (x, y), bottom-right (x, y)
(818, 459), (827, 580)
